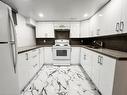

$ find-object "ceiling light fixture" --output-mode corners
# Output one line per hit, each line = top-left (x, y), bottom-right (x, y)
(84, 13), (88, 17)
(38, 13), (44, 18)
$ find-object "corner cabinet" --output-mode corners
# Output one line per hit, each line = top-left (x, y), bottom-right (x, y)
(70, 22), (80, 38)
(36, 22), (54, 38)
(80, 47), (127, 95)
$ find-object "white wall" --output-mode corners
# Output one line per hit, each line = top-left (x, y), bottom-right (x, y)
(15, 14), (36, 47)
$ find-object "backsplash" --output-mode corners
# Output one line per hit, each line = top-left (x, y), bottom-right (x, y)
(36, 34), (127, 52)
(36, 38), (85, 45)
(90, 34), (127, 52)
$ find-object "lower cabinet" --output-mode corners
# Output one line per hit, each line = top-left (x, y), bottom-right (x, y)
(17, 52), (30, 91)
(17, 49), (41, 91)
(44, 47), (53, 64)
(80, 47), (117, 95)
(80, 48), (93, 78)
(39, 47), (44, 67)
(71, 47), (80, 64)
(98, 54), (116, 95)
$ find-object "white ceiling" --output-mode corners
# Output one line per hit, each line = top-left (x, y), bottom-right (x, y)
(2, 0), (110, 21)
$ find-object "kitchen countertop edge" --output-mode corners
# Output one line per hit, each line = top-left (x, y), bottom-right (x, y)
(18, 45), (127, 61)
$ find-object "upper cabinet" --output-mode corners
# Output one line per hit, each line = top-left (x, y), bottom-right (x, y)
(121, 0), (127, 33)
(101, 0), (121, 35)
(90, 13), (99, 37)
(90, 0), (125, 37)
(36, 22), (54, 38)
(80, 20), (91, 38)
(54, 22), (70, 29)
(70, 22), (80, 38)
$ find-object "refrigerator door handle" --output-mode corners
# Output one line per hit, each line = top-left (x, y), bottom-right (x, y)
(10, 41), (17, 73)
(8, 8), (18, 73)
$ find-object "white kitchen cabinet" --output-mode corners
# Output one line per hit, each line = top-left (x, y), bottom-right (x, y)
(92, 53), (116, 95)
(103, 0), (121, 35)
(17, 49), (40, 91)
(90, 14), (99, 37)
(80, 48), (85, 68)
(89, 0), (122, 36)
(91, 52), (100, 88)
(53, 22), (70, 29)
(121, 0), (127, 33)
(17, 52), (30, 91)
(70, 22), (80, 38)
(98, 55), (116, 95)
(44, 47), (53, 64)
(80, 20), (91, 37)
(80, 47), (127, 95)
(28, 49), (40, 78)
(71, 47), (80, 64)
(39, 47), (44, 68)
(36, 22), (54, 38)
(80, 48), (93, 78)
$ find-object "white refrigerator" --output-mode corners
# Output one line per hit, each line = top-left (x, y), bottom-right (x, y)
(0, 1), (20, 95)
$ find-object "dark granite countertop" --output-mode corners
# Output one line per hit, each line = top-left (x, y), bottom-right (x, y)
(17, 45), (52, 54)
(18, 45), (127, 60)
(71, 45), (127, 60)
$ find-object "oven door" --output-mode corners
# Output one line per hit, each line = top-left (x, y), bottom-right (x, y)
(53, 48), (71, 60)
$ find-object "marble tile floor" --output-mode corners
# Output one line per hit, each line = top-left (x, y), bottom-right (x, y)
(21, 65), (100, 95)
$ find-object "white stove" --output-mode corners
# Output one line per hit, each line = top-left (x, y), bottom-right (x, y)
(52, 39), (71, 65)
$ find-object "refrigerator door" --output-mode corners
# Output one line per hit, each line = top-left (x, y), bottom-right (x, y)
(0, 1), (15, 42)
(0, 44), (19, 95)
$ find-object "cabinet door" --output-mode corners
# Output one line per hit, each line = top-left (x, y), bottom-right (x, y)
(80, 48), (93, 78)
(28, 49), (40, 79)
(44, 47), (53, 64)
(84, 50), (93, 78)
(17, 53), (30, 91)
(103, 0), (121, 35)
(71, 47), (80, 64)
(39, 48), (44, 68)
(70, 22), (80, 38)
(80, 20), (90, 37)
(80, 48), (85, 68)
(91, 52), (100, 88)
(90, 14), (99, 37)
(121, 0), (127, 33)
(99, 55), (116, 95)
(36, 22), (54, 38)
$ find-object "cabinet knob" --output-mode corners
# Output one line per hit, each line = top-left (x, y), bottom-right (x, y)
(26, 53), (28, 60)
(120, 21), (124, 32)
(116, 22), (120, 32)
(98, 55), (103, 65)
(84, 54), (86, 60)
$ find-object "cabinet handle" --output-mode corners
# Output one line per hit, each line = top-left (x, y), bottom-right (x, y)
(84, 54), (86, 60)
(26, 53), (28, 60)
(98, 56), (100, 63)
(120, 21), (124, 32)
(100, 56), (103, 65)
(98, 55), (103, 65)
(116, 22), (120, 32)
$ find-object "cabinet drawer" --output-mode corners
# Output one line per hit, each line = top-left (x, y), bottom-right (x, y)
(28, 49), (39, 58)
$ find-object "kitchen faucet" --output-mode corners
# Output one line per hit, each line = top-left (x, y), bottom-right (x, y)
(93, 40), (103, 47)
